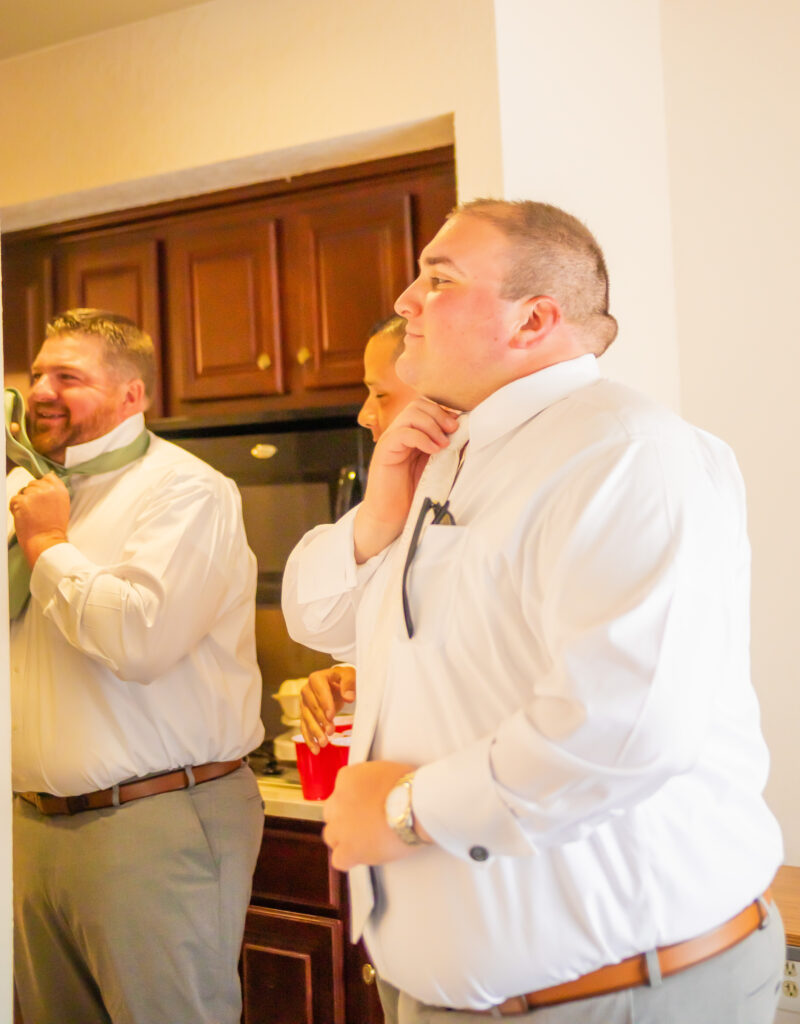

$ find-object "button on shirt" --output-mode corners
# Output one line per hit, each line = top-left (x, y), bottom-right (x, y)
(9, 414), (264, 795)
(282, 355), (782, 1010)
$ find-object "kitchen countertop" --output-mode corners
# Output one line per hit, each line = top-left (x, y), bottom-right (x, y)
(256, 768), (324, 822)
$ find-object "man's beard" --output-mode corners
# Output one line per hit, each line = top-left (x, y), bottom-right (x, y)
(28, 403), (117, 457)
(28, 408), (71, 456)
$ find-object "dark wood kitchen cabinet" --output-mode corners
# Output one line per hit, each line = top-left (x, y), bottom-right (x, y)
(279, 182), (415, 396)
(242, 815), (384, 1024)
(1, 238), (55, 379)
(164, 206), (284, 409)
(56, 230), (165, 416)
(1, 147), (455, 420)
(163, 162), (451, 417)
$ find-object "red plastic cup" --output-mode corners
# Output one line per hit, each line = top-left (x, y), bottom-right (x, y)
(333, 715), (354, 732)
(293, 732), (350, 800)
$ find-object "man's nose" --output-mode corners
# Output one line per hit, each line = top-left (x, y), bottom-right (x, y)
(29, 374), (57, 400)
(395, 277), (421, 318)
(357, 399), (375, 427)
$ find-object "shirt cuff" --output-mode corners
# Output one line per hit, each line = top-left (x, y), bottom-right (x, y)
(29, 542), (92, 604)
(412, 735), (536, 864)
(296, 506), (389, 603)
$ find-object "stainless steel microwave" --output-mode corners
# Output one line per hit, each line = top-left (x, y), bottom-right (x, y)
(149, 406), (371, 604)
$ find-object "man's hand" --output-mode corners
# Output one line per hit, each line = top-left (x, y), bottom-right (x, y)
(9, 473), (70, 567)
(300, 664), (356, 750)
(353, 399), (459, 563)
(322, 760), (431, 871)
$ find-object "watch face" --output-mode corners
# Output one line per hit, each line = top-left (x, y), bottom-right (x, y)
(385, 782), (409, 823)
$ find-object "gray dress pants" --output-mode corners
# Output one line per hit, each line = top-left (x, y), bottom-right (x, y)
(376, 902), (785, 1024)
(13, 763), (265, 1024)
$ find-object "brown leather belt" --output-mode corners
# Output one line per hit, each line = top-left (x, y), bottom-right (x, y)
(16, 759), (244, 816)
(480, 890), (773, 1016)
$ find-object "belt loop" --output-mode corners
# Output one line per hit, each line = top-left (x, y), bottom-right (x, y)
(644, 949), (663, 988)
(111, 784), (120, 808)
(756, 896), (770, 929)
(184, 765), (196, 789)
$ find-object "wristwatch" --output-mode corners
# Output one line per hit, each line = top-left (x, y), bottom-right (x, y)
(384, 771), (426, 846)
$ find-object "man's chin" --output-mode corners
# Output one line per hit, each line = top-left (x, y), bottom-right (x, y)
(29, 430), (65, 457)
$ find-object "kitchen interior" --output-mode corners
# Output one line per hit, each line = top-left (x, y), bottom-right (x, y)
(2, 135), (456, 1022)
(1, 0), (799, 1022)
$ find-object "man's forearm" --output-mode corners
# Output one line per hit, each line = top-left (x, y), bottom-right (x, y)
(352, 505), (405, 564)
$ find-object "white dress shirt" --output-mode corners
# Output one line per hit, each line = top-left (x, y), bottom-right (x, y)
(282, 355), (783, 1010)
(9, 413), (265, 796)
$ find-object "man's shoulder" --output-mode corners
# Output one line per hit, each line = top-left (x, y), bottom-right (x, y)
(143, 434), (237, 492)
(566, 377), (691, 442)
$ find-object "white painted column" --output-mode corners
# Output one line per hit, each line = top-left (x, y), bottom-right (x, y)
(485, 0), (680, 408)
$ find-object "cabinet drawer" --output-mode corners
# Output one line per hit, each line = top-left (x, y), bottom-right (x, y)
(242, 907), (345, 1024)
(252, 823), (342, 912)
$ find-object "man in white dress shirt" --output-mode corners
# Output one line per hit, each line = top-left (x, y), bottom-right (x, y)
(282, 201), (785, 1022)
(300, 314), (417, 745)
(8, 309), (265, 1024)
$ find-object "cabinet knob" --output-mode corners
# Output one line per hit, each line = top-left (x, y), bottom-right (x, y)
(361, 963), (376, 986)
(296, 346), (312, 366)
(256, 353), (272, 371)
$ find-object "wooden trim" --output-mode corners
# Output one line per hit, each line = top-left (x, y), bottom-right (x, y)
(4, 145), (455, 244)
(774, 865), (800, 947)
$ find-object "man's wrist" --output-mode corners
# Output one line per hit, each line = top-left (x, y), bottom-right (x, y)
(23, 532), (69, 568)
(353, 506), (403, 564)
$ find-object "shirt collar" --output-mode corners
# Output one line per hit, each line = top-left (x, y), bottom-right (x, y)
(466, 354), (601, 452)
(63, 413), (147, 469)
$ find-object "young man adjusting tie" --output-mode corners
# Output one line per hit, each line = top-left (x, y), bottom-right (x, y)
(283, 201), (784, 1023)
(8, 309), (264, 1024)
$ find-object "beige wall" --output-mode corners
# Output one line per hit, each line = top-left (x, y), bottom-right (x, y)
(661, 0), (800, 863)
(0, 0), (503, 210)
(0, 0), (682, 407)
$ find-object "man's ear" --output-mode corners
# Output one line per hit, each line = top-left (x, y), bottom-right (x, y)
(122, 377), (148, 415)
(509, 295), (561, 350)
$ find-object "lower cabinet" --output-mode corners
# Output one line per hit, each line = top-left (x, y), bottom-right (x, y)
(242, 815), (384, 1024)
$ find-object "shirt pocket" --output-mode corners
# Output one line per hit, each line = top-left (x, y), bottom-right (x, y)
(401, 524), (469, 648)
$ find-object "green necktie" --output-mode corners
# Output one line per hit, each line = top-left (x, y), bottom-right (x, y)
(5, 388), (151, 620)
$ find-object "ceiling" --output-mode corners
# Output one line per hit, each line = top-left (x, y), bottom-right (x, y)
(0, 0), (212, 60)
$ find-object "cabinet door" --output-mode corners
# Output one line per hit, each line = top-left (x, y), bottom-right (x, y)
(284, 184), (414, 393)
(241, 907), (345, 1024)
(252, 823), (342, 913)
(346, 940), (385, 1024)
(57, 234), (164, 417)
(1, 240), (55, 380)
(165, 207), (283, 412)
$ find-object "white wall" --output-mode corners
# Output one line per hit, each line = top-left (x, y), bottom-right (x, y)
(661, 0), (800, 863)
(492, 0), (680, 408)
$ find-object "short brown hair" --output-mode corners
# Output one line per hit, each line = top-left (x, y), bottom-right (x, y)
(46, 309), (156, 401)
(454, 199), (618, 353)
(369, 313), (407, 361)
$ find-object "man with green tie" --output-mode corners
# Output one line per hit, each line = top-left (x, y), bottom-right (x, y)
(7, 309), (265, 1024)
